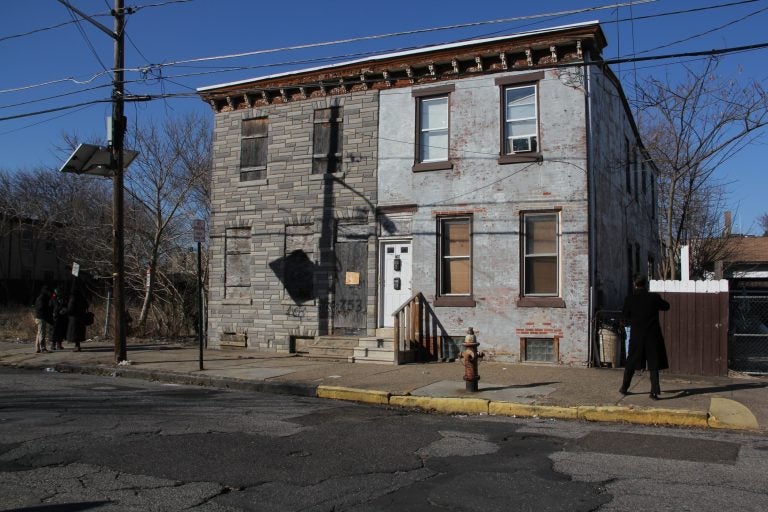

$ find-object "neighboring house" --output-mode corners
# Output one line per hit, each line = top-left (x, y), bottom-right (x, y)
(197, 21), (659, 365)
(0, 214), (70, 303)
(710, 236), (768, 290)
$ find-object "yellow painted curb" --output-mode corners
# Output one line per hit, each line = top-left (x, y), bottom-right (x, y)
(708, 397), (759, 430)
(390, 395), (489, 415)
(316, 386), (390, 405)
(578, 405), (708, 428)
(489, 402), (578, 420)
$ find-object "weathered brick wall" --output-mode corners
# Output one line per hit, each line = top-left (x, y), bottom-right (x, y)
(588, 66), (660, 311)
(207, 91), (379, 350)
(378, 68), (592, 364)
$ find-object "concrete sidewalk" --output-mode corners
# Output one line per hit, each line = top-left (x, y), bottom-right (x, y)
(1, 339), (766, 433)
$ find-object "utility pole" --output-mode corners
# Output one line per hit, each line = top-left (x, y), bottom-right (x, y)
(112, 0), (128, 363)
(57, 0), (128, 364)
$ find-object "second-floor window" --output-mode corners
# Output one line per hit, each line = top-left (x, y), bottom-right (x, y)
(412, 84), (454, 172)
(240, 117), (268, 182)
(418, 96), (449, 163)
(503, 84), (538, 154)
(312, 107), (343, 174)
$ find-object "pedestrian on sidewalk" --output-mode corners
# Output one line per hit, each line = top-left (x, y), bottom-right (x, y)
(66, 285), (88, 352)
(50, 287), (68, 350)
(619, 274), (670, 400)
(33, 285), (53, 353)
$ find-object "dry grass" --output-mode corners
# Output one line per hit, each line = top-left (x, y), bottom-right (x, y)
(0, 306), (35, 341)
(0, 304), (110, 342)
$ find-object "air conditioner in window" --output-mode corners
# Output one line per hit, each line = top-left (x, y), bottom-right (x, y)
(511, 136), (535, 153)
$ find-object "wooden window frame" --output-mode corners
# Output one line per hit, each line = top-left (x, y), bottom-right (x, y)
(434, 214), (475, 307)
(413, 85), (454, 172)
(496, 72), (544, 164)
(240, 117), (268, 182)
(518, 210), (564, 308)
(312, 107), (343, 175)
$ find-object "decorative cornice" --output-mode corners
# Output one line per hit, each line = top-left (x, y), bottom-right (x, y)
(200, 26), (604, 113)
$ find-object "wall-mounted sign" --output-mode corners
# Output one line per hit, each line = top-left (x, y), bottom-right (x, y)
(345, 271), (360, 286)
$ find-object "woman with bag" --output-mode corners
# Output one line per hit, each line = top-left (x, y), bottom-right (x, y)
(66, 286), (89, 352)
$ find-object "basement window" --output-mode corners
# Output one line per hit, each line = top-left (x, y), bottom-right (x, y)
(521, 337), (558, 363)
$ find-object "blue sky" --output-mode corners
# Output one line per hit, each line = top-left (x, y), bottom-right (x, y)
(2, 0), (767, 233)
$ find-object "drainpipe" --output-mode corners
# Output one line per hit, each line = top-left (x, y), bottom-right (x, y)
(584, 53), (597, 367)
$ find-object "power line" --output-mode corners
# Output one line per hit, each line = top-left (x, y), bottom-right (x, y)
(0, 0), (192, 44)
(6, 0), (761, 99)
(4, 38), (768, 123)
(129, 1), (659, 69)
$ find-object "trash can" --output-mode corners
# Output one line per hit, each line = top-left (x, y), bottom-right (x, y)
(598, 327), (620, 368)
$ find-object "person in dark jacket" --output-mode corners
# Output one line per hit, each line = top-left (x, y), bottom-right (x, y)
(619, 274), (671, 400)
(50, 287), (69, 350)
(33, 285), (52, 353)
(66, 287), (89, 352)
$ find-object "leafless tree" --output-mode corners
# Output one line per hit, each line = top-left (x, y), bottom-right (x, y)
(634, 58), (768, 279)
(124, 111), (211, 332)
(0, 165), (112, 300)
(758, 213), (768, 236)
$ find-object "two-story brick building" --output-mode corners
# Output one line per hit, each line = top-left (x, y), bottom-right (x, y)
(198, 21), (659, 366)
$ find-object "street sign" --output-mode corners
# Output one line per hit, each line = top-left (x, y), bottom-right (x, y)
(72, 262), (80, 277)
(193, 219), (206, 243)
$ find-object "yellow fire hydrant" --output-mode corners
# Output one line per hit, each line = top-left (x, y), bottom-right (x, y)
(460, 327), (484, 392)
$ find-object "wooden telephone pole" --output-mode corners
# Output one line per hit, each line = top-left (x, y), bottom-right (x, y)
(57, 0), (128, 363)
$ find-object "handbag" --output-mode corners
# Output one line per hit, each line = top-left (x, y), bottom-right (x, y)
(82, 311), (95, 326)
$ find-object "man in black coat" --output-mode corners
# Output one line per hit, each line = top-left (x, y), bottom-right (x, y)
(619, 274), (670, 400)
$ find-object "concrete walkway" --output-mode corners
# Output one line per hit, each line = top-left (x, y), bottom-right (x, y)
(1, 339), (765, 433)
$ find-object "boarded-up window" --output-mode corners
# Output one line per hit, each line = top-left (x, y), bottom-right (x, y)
(522, 212), (559, 296)
(284, 224), (314, 303)
(439, 216), (471, 296)
(312, 107), (343, 174)
(225, 227), (251, 298)
(240, 117), (267, 181)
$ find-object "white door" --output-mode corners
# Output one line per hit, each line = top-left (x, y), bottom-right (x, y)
(381, 241), (413, 327)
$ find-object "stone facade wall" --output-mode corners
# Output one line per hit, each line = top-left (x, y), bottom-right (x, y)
(207, 91), (379, 350)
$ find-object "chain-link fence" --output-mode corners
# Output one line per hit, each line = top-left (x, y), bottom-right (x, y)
(729, 292), (768, 375)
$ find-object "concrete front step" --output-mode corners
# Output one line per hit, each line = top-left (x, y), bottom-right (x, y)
(295, 336), (358, 360)
(352, 346), (396, 365)
(375, 327), (394, 338)
(357, 337), (394, 350)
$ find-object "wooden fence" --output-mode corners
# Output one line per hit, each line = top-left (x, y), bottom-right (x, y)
(650, 280), (729, 377)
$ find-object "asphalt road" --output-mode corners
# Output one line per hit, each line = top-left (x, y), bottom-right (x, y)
(1, 367), (766, 512)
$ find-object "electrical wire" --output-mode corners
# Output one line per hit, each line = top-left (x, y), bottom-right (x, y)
(4, 0), (760, 98)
